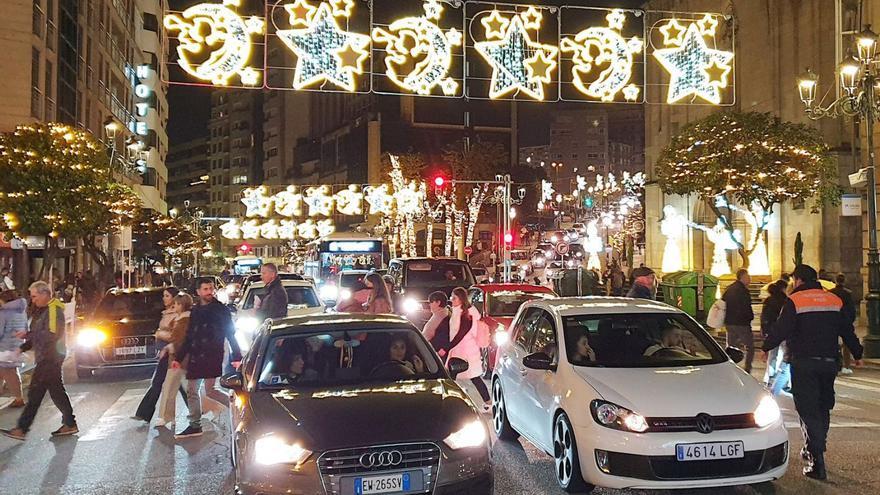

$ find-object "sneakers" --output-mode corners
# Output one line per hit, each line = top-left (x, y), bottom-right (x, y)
(130, 415), (149, 423)
(803, 453), (827, 480)
(174, 425), (203, 438)
(51, 424), (79, 437)
(839, 367), (854, 375)
(0, 428), (26, 441)
(9, 398), (25, 408)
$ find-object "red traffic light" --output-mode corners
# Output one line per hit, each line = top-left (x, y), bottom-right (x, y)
(503, 233), (513, 244)
(239, 243), (251, 253)
(433, 176), (446, 187)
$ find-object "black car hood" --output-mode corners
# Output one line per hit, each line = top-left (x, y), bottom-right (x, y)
(87, 314), (159, 337)
(249, 378), (477, 450)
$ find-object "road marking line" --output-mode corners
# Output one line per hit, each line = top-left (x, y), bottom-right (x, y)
(835, 380), (880, 392)
(79, 388), (148, 442)
(841, 375), (880, 387)
(785, 420), (880, 429)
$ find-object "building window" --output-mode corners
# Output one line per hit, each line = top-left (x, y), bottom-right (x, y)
(143, 13), (159, 32)
(31, 48), (41, 118)
(232, 175), (248, 184)
(267, 147), (278, 158)
(33, 2), (43, 38)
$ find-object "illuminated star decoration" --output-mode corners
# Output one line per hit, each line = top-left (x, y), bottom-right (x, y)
(560, 9), (643, 102)
(220, 218), (241, 239)
(285, 0), (317, 27)
(365, 184), (394, 215)
(260, 219), (280, 239)
(273, 186), (303, 217)
(475, 11), (559, 100)
(297, 219), (319, 240)
(696, 14), (719, 37)
(277, 2), (370, 92)
(278, 219), (297, 239)
(653, 23), (733, 104)
(658, 18), (686, 46)
(335, 185), (364, 215)
(240, 186), (273, 217)
(164, 0), (265, 86)
(317, 219), (336, 238)
(241, 219), (261, 239)
(372, 0), (462, 96)
(304, 186), (334, 216)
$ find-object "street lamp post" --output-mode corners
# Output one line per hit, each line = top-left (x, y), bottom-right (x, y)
(797, 26), (880, 357)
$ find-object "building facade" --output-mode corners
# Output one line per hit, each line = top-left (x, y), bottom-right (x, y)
(166, 136), (209, 212)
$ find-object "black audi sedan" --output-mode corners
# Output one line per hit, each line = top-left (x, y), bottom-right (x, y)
(73, 287), (167, 378)
(221, 313), (493, 495)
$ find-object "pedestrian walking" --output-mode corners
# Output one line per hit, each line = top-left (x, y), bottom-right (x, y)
(256, 263), (288, 322)
(1, 268), (14, 291)
(609, 263), (625, 296)
(626, 266), (656, 299)
(155, 293), (193, 428)
(131, 287), (187, 423)
(172, 278), (241, 438)
(363, 272), (392, 313)
(447, 287), (492, 413)
(762, 264), (864, 480)
(422, 291), (451, 358)
(761, 280), (789, 386)
(1, 281), (77, 440)
(723, 269), (755, 373)
(829, 274), (856, 375)
(0, 290), (28, 408)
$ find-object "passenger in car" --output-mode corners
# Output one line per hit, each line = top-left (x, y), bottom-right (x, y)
(388, 336), (425, 373)
(570, 334), (597, 364)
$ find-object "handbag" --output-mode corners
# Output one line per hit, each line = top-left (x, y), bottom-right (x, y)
(706, 299), (727, 329)
(476, 320), (491, 349)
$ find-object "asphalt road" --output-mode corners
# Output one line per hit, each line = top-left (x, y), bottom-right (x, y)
(1, 363), (880, 495)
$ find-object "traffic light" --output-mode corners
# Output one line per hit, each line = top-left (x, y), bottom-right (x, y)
(239, 243), (251, 254)
(584, 197), (594, 208)
(503, 232), (514, 244)
(433, 176), (446, 188)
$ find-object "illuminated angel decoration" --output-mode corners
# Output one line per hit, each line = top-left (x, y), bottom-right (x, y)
(219, 218), (241, 239)
(260, 219), (281, 239)
(241, 219), (262, 239)
(297, 219), (319, 240)
(164, 0), (265, 86)
(317, 219), (337, 238)
(278, 219), (298, 239)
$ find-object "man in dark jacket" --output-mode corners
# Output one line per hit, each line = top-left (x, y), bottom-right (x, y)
(1, 282), (77, 440)
(829, 274), (857, 375)
(723, 269), (755, 373)
(763, 265), (863, 480)
(626, 266), (656, 299)
(257, 263), (288, 321)
(173, 278), (242, 438)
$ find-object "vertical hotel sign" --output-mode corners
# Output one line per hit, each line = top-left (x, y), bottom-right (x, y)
(163, 1), (735, 106)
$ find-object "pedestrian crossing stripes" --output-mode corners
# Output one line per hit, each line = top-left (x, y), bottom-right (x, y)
(78, 388), (148, 442)
(784, 420), (880, 429)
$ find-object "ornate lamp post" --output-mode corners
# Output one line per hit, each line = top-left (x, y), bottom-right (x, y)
(797, 26), (880, 356)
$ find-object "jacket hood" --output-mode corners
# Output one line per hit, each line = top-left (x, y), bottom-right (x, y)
(249, 378), (477, 450)
(572, 363), (764, 417)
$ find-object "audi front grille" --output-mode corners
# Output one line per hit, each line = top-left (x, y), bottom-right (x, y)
(317, 442), (441, 495)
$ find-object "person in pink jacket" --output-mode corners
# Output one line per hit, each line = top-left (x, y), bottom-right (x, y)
(447, 287), (491, 413)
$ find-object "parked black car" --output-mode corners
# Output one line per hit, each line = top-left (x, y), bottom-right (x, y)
(73, 288), (167, 378)
(222, 313), (493, 495)
(387, 257), (475, 328)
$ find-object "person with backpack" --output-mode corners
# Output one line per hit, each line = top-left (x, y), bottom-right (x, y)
(447, 287), (491, 413)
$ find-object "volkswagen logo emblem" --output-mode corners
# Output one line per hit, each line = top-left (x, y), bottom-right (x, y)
(695, 413), (714, 434)
(121, 337), (140, 346)
(359, 450), (403, 469)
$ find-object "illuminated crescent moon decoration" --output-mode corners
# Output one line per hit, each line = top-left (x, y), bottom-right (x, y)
(164, 0), (264, 86)
(372, 0), (462, 96)
(560, 9), (642, 102)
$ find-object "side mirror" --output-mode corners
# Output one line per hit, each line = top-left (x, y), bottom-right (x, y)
(725, 346), (745, 364)
(523, 352), (555, 371)
(447, 357), (469, 379)
(220, 372), (244, 390)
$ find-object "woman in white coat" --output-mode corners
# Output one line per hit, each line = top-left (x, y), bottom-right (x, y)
(448, 287), (491, 412)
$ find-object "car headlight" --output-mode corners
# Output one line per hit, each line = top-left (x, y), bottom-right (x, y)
(402, 297), (421, 314)
(444, 420), (487, 449)
(319, 284), (338, 301)
(236, 316), (259, 334)
(494, 324), (509, 346)
(76, 328), (107, 347)
(590, 400), (649, 433)
(753, 395), (781, 428)
(339, 288), (352, 301)
(254, 434), (312, 466)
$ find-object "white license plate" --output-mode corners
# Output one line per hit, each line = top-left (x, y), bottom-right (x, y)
(355, 473), (410, 494)
(676, 441), (744, 461)
(115, 345), (147, 356)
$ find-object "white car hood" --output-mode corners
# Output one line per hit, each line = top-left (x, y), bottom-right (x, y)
(572, 363), (764, 417)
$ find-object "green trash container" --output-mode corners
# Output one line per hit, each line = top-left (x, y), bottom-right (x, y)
(659, 271), (719, 322)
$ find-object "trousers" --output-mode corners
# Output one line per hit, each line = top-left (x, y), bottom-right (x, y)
(726, 325), (754, 373)
(185, 377), (229, 429)
(17, 361), (75, 432)
(0, 366), (23, 399)
(791, 358), (838, 456)
(135, 354), (187, 421)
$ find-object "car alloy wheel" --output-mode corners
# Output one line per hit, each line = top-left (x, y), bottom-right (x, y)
(553, 413), (591, 493)
(492, 380), (518, 440)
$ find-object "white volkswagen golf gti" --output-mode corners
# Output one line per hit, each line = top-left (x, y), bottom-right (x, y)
(491, 297), (788, 492)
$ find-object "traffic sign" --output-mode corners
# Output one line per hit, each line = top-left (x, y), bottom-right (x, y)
(556, 242), (570, 255)
(464, 246), (473, 255)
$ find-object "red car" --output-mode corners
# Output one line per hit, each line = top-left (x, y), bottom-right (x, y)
(468, 283), (556, 375)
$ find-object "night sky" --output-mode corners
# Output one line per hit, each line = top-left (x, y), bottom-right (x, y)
(166, 0), (645, 147)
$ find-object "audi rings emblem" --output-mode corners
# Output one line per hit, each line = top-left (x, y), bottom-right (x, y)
(695, 413), (714, 434)
(359, 450), (403, 469)
(120, 337), (140, 346)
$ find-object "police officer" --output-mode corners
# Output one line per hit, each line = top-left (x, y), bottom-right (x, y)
(762, 264), (863, 480)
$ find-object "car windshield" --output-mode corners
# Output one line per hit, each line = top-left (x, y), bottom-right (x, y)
(95, 292), (165, 318)
(243, 286), (321, 310)
(405, 261), (474, 287)
(339, 273), (367, 289)
(562, 313), (726, 368)
(473, 268), (487, 276)
(488, 291), (554, 316)
(257, 327), (444, 389)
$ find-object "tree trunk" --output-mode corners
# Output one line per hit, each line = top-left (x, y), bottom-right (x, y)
(82, 234), (112, 293)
